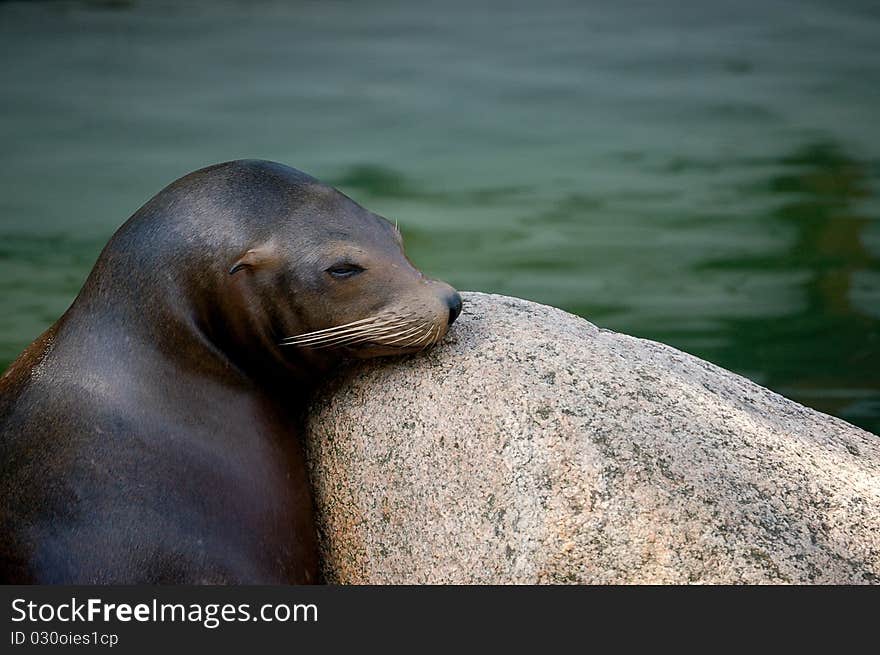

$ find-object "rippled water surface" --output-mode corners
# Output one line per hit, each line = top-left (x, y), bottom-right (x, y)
(1, 0), (879, 433)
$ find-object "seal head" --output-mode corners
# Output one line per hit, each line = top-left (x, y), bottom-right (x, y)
(172, 160), (462, 381)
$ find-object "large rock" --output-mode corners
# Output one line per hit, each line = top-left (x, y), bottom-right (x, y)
(306, 292), (880, 584)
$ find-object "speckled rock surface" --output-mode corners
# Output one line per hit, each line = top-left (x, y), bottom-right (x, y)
(306, 292), (880, 584)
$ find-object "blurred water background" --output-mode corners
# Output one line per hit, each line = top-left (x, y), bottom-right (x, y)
(1, 0), (878, 433)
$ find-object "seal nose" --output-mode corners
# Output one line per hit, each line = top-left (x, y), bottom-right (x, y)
(447, 291), (463, 325)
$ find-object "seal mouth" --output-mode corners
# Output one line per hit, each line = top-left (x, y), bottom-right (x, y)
(342, 342), (433, 359)
(279, 312), (445, 353)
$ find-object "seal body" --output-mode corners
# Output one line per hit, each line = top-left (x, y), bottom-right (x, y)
(0, 160), (461, 584)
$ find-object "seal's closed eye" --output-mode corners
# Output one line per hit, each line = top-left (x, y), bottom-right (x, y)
(326, 263), (365, 279)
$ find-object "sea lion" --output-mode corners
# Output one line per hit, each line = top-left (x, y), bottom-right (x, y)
(0, 160), (462, 584)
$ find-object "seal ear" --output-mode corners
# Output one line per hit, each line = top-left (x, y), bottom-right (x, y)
(229, 245), (277, 275)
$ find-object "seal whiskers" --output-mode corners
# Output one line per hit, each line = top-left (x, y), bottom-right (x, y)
(278, 315), (390, 344)
(381, 323), (430, 346)
(280, 312), (442, 350)
(279, 317), (399, 347)
(417, 322), (441, 351)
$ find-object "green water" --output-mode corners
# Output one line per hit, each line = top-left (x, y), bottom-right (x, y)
(1, 0), (879, 434)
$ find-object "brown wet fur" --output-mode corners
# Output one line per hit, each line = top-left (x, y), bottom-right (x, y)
(0, 160), (460, 584)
